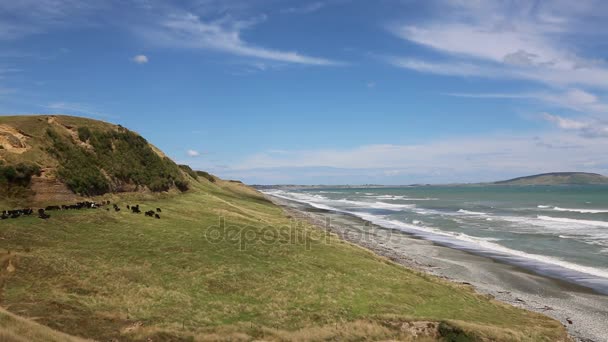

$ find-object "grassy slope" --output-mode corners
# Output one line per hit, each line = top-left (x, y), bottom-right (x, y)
(0, 178), (568, 341)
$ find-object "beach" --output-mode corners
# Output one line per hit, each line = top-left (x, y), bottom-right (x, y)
(267, 195), (608, 342)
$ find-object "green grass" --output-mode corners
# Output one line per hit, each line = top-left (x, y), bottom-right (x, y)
(0, 179), (568, 341)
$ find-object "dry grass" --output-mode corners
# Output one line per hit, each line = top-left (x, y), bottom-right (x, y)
(0, 307), (91, 342)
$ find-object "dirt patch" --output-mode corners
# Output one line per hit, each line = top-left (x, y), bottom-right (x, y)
(30, 170), (79, 204)
(0, 125), (30, 154)
(46, 116), (93, 150)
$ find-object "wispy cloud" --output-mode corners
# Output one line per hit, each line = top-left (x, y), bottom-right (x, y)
(281, 2), (326, 14)
(447, 88), (608, 114)
(138, 12), (340, 66)
(387, 1), (608, 89)
(0, 0), (104, 40)
(386, 57), (507, 78)
(46, 101), (115, 118)
(543, 113), (608, 137)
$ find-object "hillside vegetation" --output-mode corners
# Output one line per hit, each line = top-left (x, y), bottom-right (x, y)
(0, 115), (569, 341)
(495, 172), (608, 185)
(0, 115), (188, 205)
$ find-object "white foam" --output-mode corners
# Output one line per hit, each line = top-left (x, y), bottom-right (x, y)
(552, 207), (608, 214)
(537, 216), (608, 228)
(458, 209), (487, 215)
(354, 213), (608, 281)
(537, 205), (551, 209)
(335, 198), (416, 210)
(364, 194), (438, 201)
(265, 190), (608, 281)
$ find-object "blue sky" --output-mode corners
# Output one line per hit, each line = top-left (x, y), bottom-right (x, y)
(1, 0), (607, 184)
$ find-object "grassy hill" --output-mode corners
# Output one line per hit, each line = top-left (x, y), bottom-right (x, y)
(0, 115), (568, 341)
(0, 115), (188, 206)
(495, 172), (608, 185)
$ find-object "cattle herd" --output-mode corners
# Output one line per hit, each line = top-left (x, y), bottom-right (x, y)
(1, 201), (163, 220)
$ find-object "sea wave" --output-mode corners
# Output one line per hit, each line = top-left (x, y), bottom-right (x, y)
(537, 215), (608, 228)
(457, 209), (487, 215)
(552, 207), (608, 214)
(265, 190), (608, 282)
(364, 194), (438, 201)
(353, 213), (608, 281)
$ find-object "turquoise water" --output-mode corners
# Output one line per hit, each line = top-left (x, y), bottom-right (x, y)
(265, 185), (608, 294)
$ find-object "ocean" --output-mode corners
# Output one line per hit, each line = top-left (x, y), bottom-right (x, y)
(264, 185), (608, 295)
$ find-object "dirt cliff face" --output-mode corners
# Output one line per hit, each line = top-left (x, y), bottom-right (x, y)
(0, 124), (30, 155)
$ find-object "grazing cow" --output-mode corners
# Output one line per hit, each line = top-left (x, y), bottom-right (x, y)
(156, 208), (162, 213)
(113, 204), (121, 212)
(38, 209), (50, 219)
(154, 214), (161, 219)
(145, 210), (155, 217)
(126, 205), (130, 209)
(45, 205), (61, 211)
(131, 205), (141, 214)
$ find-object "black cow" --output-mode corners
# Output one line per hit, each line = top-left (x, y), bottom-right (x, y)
(131, 205), (141, 214)
(38, 209), (51, 219)
(154, 214), (161, 219)
(145, 210), (155, 217)
(156, 208), (162, 213)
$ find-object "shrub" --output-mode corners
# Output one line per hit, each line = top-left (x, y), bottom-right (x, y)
(77, 126), (92, 142)
(46, 126), (188, 196)
(0, 162), (41, 198)
(196, 171), (216, 183)
(178, 164), (199, 180)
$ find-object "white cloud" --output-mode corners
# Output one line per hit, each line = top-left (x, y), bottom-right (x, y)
(387, 57), (506, 78)
(140, 13), (340, 66)
(542, 113), (588, 130)
(0, 0), (104, 40)
(132, 54), (148, 64)
(281, 2), (326, 14)
(447, 88), (608, 114)
(215, 130), (608, 184)
(388, 1), (608, 89)
(46, 101), (114, 118)
(187, 149), (201, 157)
(543, 113), (608, 137)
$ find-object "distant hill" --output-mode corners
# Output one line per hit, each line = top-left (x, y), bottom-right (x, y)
(494, 172), (608, 185)
(0, 115), (197, 205)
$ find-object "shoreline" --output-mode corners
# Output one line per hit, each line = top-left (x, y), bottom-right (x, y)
(267, 195), (608, 342)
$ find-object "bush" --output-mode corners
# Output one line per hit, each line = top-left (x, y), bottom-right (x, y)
(178, 164), (199, 180)
(196, 171), (216, 183)
(46, 126), (188, 196)
(77, 126), (92, 142)
(0, 162), (41, 198)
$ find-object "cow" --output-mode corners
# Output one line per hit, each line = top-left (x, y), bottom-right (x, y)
(154, 214), (161, 219)
(38, 209), (50, 219)
(131, 205), (141, 214)
(156, 208), (162, 213)
(145, 210), (155, 217)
